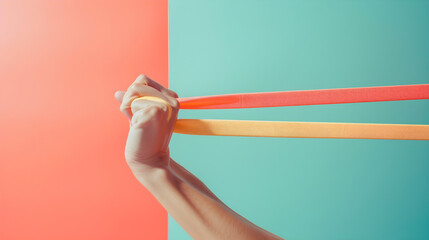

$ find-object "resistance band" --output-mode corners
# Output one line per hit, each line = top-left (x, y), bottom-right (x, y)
(174, 119), (429, 140)
(133, 96), (173, 120)
(133, 83), (429, 140)
(178, 84), (429, 109)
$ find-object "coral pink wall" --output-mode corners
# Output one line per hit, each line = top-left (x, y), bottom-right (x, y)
(0, 1), (168, 239)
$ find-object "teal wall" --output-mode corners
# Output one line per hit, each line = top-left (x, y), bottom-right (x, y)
(168, 0), (429, 239)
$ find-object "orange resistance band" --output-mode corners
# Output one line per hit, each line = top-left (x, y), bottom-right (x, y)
(174, 119), (429, 140)
(178, 84), (429, 109)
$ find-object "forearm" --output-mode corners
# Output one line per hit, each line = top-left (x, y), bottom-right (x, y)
(169, 159), (279, 235)
(169, 159), (225, 205)
(134, 162), (283, 240)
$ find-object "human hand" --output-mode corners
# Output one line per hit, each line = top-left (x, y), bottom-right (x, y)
(114, 74), (179, 173)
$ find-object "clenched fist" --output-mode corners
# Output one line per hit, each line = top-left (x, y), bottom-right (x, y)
(115, 74), (179, 175)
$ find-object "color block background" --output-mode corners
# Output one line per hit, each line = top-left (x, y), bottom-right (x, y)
(0, 1), (167, 239)
(168, 0), (429, 239)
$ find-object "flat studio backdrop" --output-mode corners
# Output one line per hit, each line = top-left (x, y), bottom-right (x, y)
(1, 1), (428, 240)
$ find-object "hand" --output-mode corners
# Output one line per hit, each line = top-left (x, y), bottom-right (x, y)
(115, 74), (179, 173)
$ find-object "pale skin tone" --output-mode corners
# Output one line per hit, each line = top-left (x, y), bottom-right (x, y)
(115, 74), (284, 240)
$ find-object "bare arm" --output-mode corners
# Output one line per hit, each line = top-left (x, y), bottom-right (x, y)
(137, 160), (282, 240)
(170, 158), (283, 239)
(115, 74), (283, 240)
(169, 159), (224, 204)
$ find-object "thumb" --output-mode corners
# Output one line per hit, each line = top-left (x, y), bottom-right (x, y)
(114, 91), (126, 103)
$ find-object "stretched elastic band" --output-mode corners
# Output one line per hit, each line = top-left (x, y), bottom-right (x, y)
(174, 119), (429, 140)
(178, 84), (429, 109)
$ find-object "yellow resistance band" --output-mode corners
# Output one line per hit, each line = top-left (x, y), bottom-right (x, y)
(132, 97), (429, 140)
(132, 96), (172, 120)
(174, 119), (429, 140)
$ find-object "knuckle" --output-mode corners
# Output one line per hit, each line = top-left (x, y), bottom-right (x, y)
(132, 109), (145, 118)
(137, 73), (146, 80)
(137, 74), (150, 85)
(119, 106), (128, 113)
(129, 83), (142, 91)
(135, 106), (162, 119)
(130, 110), (147, 125)
(170, 98), (180, 109)
(169, 90), (179, 98)
(149, 105), (165, 115)
(120, 102), (131, 111)
(130, 100), (144, 113)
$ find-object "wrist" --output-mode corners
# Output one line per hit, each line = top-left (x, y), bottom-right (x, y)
(127, 156), (171, 184)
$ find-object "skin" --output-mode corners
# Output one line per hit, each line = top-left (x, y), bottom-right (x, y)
(115, 74), (284, 240)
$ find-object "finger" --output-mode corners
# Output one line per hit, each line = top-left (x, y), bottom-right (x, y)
(134, 74), (179, 98)
(130, 100), (171, 127)
(131, 98), (168, 117)
(125, 83), (178, 107)
(114, 91), (126, 103)
(120, 84), (171, 120)
(132, 96), (173, 120)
